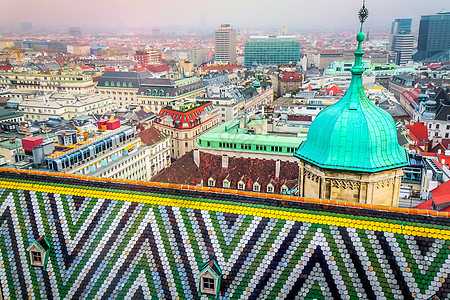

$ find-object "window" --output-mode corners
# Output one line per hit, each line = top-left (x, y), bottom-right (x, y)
(281, 185), (288, 194)
(267, 184), (274, 193)
(203, 277), (215, 291)
(223, 180), (229, 188)
(32, 251), (42, 264)
(238, 181), (244, 190)
(436, 124), (440, 129)
(253, 183), (260, 192)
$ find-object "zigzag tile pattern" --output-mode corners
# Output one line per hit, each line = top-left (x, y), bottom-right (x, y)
(0, 172), (450, 299)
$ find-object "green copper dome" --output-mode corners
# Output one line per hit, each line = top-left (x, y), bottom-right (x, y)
(294, 13), (408, 173)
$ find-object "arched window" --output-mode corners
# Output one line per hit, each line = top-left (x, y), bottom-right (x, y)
(110, 81), (115, 87)
(159, 89), (164, 96)
(117, 81), (120, 87)
(123, 82), (127, 87)
(128, 82), (133, 87)
(146, 89), (151, 96)
(153, 89), (158, 96)
(105, 81), (109, 86)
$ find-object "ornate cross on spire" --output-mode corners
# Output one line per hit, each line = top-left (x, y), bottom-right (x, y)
(359, 0), (369, 31)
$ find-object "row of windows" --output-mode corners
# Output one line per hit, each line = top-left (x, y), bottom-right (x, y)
(104, 81), (133, 88)
(208, 142), (297, 153)
(208, 178), (288, 193)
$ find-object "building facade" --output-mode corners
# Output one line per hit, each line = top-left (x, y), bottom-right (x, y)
(197, 118), (304, 161)
(187, 47), (208, 67)
(137, 77), (205, 113)
(416, 12), (450, 61)
(244, 36), (300, 69)
(16, 93), (115, 122)
(96, 71), (152, 108)
(214, 24), (236, 64)
(0, 72), (96, 94)
(390, 18), (414, 65)
(154, 100), (219, 159)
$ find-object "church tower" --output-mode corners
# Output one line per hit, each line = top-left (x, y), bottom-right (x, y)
(294, 2), (408, 206)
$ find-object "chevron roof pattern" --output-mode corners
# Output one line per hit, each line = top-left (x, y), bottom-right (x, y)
(0, 170), (450, 299)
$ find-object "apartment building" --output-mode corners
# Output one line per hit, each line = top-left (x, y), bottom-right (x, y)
(16, 93), (115, 121)
(97, 71), (152, 107)
(0, 72), (96, 94)
(137, 77), (205, 113)
(154, 100), (219, 159)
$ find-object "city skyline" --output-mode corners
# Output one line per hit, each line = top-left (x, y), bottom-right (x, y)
(1, 0), (449, 32)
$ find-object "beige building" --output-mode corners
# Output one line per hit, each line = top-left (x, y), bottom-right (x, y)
(16, 93), (115, 121)
(96, 71), (152, 108)
(137, 76), (206, 113)
(154, 100), (219, 159)
(243, 84), (274, 112)
(215, 24), (236, 64)
(0, 72), (96, 94)
(67, 45), (91, 56)
(187, 47), (208, 67)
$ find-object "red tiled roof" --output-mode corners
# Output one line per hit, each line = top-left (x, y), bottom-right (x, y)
(322, 85), (344, 96)
(430, 143), (447, 154)
(0, 65), (12, 71)
(157, 102), (213, 130)
(151, 151), (299, 193)
(146, 64), (169, 73)
(279, 71), (302, 82)
(198, 152), (298, 192)
(406, 122), (429, 144)
(416, 181), (450, 211)
(139, 127), (166, 146)
(431, 181), (450, 201)
(287, 115), (312, 121)
(442, 139), (450, 149)
(401, 88), (420, 108)
(437, 154), (450, 167)
(151, 151), (202, 185)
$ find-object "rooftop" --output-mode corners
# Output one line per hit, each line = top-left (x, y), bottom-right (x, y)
(0, 169), (450, 299)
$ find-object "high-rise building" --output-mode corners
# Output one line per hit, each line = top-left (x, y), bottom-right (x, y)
(244, 36), (300, 69)
(187, 47), (208, 67)
(391, 18), (412, 34)
(416, 12), (450, 61)
(389, 19), (414, 65)
(214, 24), (236, 64)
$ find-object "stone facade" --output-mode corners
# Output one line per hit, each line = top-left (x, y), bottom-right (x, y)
(299, 161), (403, 206)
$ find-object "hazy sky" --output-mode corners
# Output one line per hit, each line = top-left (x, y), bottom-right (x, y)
(1, 0), (448, 31)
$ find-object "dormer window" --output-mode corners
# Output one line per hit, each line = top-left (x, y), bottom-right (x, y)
(238, 181), (245, 190)
(198, 259), (222, 299)
(208, 178), (215, 187)
(267, 184), (274, 193)
(27, 236), (51, 270)
(223, 179), (230, 188)
(281, 185), (288, 194)
(253, 182), (260, 192)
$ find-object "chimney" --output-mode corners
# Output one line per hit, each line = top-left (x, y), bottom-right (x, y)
(275, 159), (281, 178)
(193, 149), (200, 168)
(222, 154), (228, 169)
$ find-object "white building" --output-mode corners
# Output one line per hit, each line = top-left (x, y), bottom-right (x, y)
(15, 93), (115, 122)
(0, 72), (96, 94)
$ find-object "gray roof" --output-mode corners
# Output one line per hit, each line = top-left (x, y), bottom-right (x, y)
(97, 71), (152, 88)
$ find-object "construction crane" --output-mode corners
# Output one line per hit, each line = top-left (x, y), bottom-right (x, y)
(3, 46), (23, 66)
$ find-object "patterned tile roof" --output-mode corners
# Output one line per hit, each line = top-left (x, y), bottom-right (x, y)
(1, 170), (450, 299)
